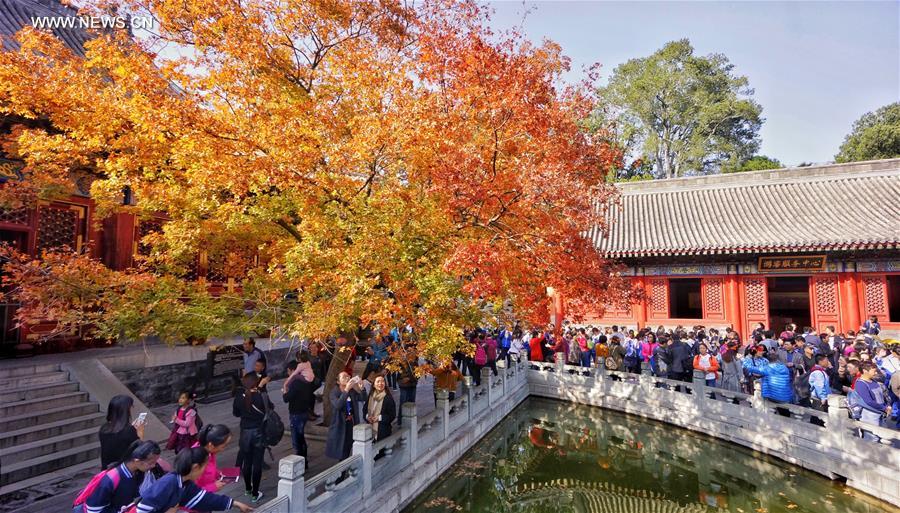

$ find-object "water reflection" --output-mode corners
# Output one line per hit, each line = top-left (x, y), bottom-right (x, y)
(403, 398), (896, 513)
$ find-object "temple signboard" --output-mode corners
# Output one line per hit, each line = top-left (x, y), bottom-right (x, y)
(758, 255), (826, 272)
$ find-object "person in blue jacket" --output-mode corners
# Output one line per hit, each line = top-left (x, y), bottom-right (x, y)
(743, 351), (794, 404)
(81, 440), (160, 513)
(136, 446), (252, 513)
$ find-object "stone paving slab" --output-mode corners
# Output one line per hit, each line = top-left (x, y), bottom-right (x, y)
(0, 362), (438, 513)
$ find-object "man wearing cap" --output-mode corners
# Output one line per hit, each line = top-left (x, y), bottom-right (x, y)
(760, 330), (779, 353)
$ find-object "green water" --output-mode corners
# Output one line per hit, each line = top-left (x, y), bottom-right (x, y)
(403, 398), (896, 513)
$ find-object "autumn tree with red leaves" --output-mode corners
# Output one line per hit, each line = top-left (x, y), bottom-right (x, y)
(0, 0), (633, 362)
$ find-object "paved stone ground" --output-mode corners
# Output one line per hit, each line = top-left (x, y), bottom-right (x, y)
(0, 361), (438, 513)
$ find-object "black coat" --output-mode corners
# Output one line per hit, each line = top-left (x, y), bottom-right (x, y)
(368, 393), (396, 441)
(662, 341), (693, 373)
(283, 378), (315, 416)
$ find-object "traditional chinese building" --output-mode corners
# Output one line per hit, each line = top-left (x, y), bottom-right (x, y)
(0, 0), (240, 354)
(570, 158), (900, 338)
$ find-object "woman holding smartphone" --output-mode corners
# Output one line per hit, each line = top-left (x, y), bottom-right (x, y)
(99, 395), (145, 470)
(232, 373), (272, 503)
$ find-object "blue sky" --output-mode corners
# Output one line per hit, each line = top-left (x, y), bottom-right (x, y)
(487, 1), (899, 167)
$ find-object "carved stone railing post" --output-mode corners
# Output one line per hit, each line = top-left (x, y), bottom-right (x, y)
(692, 369), (706, 410)
(641, 360), (652, 376)
(402, 402), (418, 462)
(463, 375), (475, 421)
(435, 389), (450, 441)
(827, 393), (848, 445)
(276, 455), (306, 513)
(483, 367), (494, 406)
(497, 359), (508, 397)
(351, 424), (374, 497)
(555, 352), (565, 374)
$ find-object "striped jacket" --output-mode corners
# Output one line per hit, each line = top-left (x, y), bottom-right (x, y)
(135, 472), (232, 513)
(83, 464), (141, 513)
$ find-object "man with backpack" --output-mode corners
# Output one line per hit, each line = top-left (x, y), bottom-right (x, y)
(795, 353), (831, 410)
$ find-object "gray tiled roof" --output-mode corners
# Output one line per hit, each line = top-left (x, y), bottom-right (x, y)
(0, 0), (93, 56)
(591, 159), (900, 257)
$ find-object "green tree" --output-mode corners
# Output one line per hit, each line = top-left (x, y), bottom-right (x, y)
(596, 39), (763, 179)
(835, 102), (900, 163)
(724, 155), (782, 173)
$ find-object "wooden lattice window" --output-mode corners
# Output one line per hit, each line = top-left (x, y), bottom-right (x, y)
(813, 277), (838, 316)
(36, 205), (81, 253)
(0, 207), (29, 226)
(862, 276), (888, 318)
(744, 278), (767, 315)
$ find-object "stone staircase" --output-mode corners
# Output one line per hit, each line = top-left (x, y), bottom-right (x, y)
(0, 363), (104, 492)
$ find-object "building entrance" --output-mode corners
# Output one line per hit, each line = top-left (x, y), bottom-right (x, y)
(767, 277), (811, 333)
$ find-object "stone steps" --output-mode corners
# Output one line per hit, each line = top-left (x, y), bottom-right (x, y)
(0, 402), (100, 432)
(0, 362), (105, 492)
(0, 391), (90, 417)
(0, 370), (69, 389)
(0, 382), (80, 403)
(0, 363), (61, 379)
(0, 441), (101, 487)
(0, 412), (105, 450)
(0, 427), (99, 465)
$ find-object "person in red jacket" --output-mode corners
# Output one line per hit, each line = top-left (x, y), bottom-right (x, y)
(529, 331), (544, 362)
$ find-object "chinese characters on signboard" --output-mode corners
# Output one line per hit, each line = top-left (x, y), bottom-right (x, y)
(758, 255), (826, 272)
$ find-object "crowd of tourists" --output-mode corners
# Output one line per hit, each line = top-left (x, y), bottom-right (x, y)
(512, 316), (899, 435)
(76, 317), (898, 512)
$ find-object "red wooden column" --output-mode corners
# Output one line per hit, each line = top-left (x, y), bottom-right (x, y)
(723, 275), (743, 335)
(838, 272), (862, 332)
(634, 277), (648, 330)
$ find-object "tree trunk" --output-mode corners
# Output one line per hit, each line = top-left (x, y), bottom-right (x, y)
(321, 342), (354, 427)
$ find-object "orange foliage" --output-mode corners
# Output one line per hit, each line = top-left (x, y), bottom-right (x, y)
(0, 0), (634, 357)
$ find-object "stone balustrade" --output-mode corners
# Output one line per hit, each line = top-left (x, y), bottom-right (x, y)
(252, 358), (530, 513)
(254, 354), (899, 512)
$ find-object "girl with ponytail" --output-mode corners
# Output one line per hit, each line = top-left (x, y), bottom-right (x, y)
(75, 440), (160, 513)
(135, 447), (252, 513)
(191, 424), (234, 493)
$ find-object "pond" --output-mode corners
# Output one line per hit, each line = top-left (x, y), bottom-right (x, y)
(403, 398), (896, 513)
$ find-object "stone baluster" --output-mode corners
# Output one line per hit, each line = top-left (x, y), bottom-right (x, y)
(435, 389), (450, 441)
(555, 352), (565, 374)
(483, 367), (494, 406)
(276, 455), (306, 513)
(402, 402), (418, 461)
(463, 375), (475, 421)
(497, 359), (508, 397)
(692, 369), (706, 410)
(827, 393), (848, 446)
(640, 360), (652, 376)
(351, 423), (374, 497)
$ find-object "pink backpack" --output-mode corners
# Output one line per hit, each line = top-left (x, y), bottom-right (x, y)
(73, 467), (121, 509)
(474, 343), (487, 366)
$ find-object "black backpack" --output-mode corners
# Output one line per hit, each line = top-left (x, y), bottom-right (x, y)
(189, 406), (203, 431)
(793, 371), (813, 401)
(260, 392), (285, 447)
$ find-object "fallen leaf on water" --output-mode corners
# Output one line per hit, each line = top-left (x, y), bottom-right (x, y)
(786, 504), (798, 509)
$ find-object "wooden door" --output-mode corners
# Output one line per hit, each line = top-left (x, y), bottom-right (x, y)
(811, 275), (841, 333)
